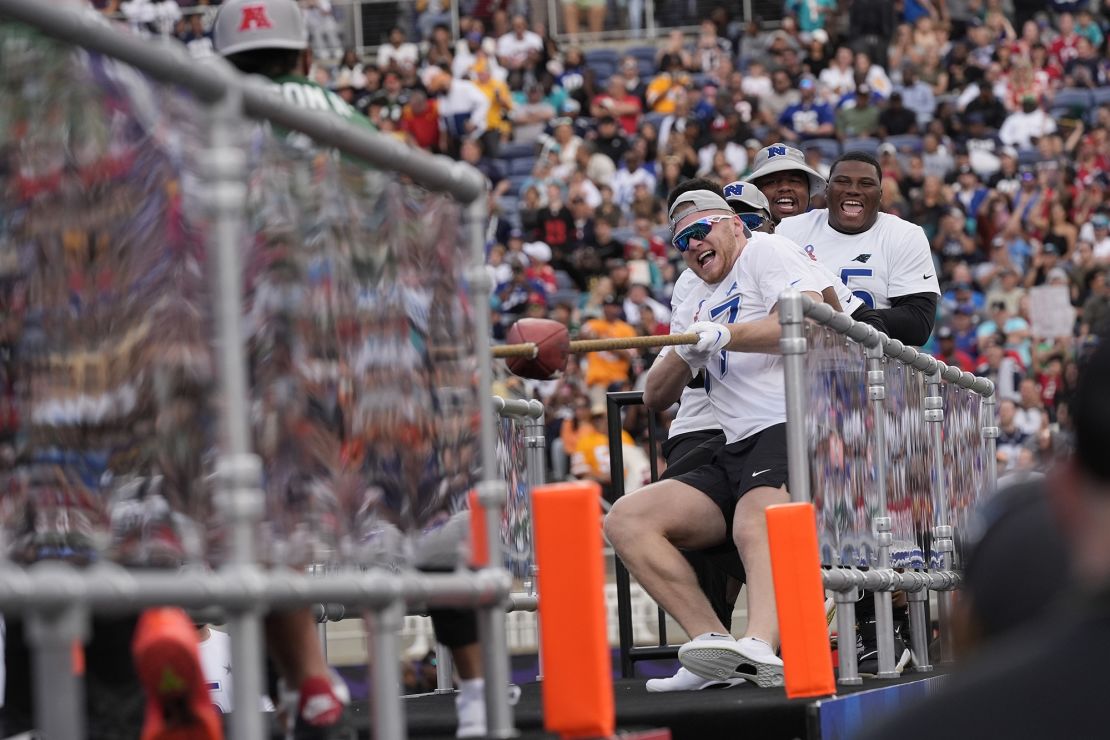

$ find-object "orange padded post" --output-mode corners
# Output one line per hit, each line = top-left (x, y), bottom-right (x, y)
(467, 489), (490, 569)
(533, 481), (614, 739)
(766, 502), (836, 699)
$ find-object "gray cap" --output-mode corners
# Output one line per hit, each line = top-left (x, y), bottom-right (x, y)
(667, 189), (732, 223)
(214, 0), (307, 57)
(748, 143), (827, 197)
(723, 180), (771, 217)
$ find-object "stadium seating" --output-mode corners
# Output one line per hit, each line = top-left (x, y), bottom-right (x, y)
(842, 136), (881, 156)
(803, 137), (841, 161)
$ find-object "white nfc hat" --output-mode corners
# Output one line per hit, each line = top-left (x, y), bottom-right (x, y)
(748, 142), (827, 197)
(666, 189), (732, 224)
(214, 0), (307, 57)
(723, 180), (771, 218)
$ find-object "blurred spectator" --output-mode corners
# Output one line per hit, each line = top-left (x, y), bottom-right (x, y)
(300, 0), (341, 61)
(1082, 269), (1110, 336)
(561, 0), (604, 41)
(1015, 377), (1047, 435)
(376, 26), (418, 73)
(779, 76), (835, 141)
(422, 67), (489, 156)
(496, 14), (543, 82)
(897, 67), (937, 128)
(836, 85), (881, 140)
(510, 83), (556, 145)
(1000, 96), (1058, 150)
(877, 91), (918, 136)
(591, 75), (643, 137)
(580, 296), (636, 404)
(400, 89), (439, 152)
(935, 326), (976, 370)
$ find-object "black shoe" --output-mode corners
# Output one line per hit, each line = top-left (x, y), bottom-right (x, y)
(856, 619), (912, 676)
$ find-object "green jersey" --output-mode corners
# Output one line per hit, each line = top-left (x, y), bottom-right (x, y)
(266, 74), (377, 132)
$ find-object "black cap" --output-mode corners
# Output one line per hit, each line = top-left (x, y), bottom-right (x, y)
(938, 326), (954, 340)
(602, 294), (621, 306)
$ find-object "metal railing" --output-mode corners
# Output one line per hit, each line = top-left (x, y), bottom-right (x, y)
(779, 290), (995, 685)
(0, 4), (512, 740)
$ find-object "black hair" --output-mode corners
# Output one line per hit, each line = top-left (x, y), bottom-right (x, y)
(665, 177), (725, 211)
(1074, 334), (1110, 483)
(830, 151), (882, 182)
(225, 48), (302, 77)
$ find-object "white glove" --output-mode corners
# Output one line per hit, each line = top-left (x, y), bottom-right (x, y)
(675, 321), (731, 372)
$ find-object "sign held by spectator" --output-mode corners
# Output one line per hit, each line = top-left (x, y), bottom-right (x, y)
(1030, 285), (1075, 339)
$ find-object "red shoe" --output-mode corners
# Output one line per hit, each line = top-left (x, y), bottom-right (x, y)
(133, 608), (223, 740)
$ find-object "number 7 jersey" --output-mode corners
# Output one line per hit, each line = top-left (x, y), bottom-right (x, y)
(775, 210), (941, 310)
(690, 233), (830, 444)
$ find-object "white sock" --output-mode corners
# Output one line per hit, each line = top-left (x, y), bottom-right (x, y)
(458, 678), (485, 699)
(693, 631), (734, 641)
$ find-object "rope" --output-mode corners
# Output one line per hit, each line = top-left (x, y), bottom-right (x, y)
(491, 332), (699, 359)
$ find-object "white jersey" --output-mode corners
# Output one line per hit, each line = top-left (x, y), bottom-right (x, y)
(199, 628), (275, 714)
(663, 268), (718, 438)
(692, 234), (829, 443)
(776, 211), (941, 310)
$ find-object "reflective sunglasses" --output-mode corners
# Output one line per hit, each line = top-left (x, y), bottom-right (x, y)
(672, 214), (735, 252)
(736, 212), (766, 231)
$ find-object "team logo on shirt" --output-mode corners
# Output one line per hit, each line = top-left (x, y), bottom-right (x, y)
(239, 4), (274, 31)
(851, 254), (872, 263)
(803, 244), (817, 261)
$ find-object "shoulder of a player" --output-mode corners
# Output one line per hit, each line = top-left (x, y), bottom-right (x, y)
(875, 212), (929, 242)
(671, 268), (705, 308)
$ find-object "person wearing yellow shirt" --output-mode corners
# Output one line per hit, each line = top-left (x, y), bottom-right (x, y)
(472, 54), (513, 157)
(580, 295), (637, 406)
(645, 54), (692, 115)
(571, 406), (649, 502)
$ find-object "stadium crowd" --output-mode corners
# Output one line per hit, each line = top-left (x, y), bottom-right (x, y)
(110, 0), (1110, 486)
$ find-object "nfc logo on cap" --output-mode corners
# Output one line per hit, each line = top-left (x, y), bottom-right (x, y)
(767, 145), (788, 158)
(723, 183), (744, 198)
(239, 3), (274, 31)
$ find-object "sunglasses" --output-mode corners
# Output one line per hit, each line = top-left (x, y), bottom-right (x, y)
(736, 212), (766, 231)
(672, 214), (736, 252)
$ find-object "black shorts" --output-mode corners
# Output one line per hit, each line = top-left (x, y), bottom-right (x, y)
(661, 428), (726, 478)
(672, 423), (789, 535)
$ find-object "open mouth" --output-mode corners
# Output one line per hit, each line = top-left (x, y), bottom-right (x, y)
(840, 199), (865, 217)
(697, 249), (718, 269)
(775, 197), (798, 215)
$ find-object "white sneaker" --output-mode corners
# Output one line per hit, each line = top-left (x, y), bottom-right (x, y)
(678, 635), (785, 688)
(645, 666), (746, 692)
(455, 690), (485, 739)
(454, 682), (522, 738)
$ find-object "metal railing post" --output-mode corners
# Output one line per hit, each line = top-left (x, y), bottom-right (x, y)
(866, 339), (898, 679)
(777, 289), (811, 505)
(523, 399), (546, 681)
(201, 58), (268, 740)
(466, 195), (515, 738)
(834, 580), (861, 686)
(370, 600), (407, 739)
(27, 603), (88, 740)
(925, 365), (956, 665)
(607, 392), (636, 678)
(435, 642), (456, 693)
(982, 392), (998, 495)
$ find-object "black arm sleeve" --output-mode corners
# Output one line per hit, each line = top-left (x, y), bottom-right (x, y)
(875, 292), (939, 346)
(849, 303), (888, 335)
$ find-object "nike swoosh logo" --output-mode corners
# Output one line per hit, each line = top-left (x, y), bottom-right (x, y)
(752, 468), (772, 477)
(790, 279), (801, 286)
(923, 274), (933, 280)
